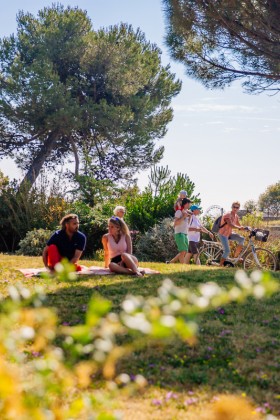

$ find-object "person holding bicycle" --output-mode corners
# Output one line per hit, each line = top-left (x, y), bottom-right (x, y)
(185, 205), (214, 265)
(218, 201), (245, 267)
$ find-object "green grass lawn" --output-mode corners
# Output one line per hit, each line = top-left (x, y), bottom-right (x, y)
(0, 254), (280, 419)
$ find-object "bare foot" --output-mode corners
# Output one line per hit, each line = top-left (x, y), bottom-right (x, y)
(134, 270), (144, 277)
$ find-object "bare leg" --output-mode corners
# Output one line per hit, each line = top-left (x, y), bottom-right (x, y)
(130, 255), (145, 275)
(179, 251), (187, 263)
(184, 252), (192, 264)
(109, 262), (133, 274)
(121, 253), (143, 276)
(193, 254), (201, 265)
(169, 253), (181, 263)
(219, 258), (225, 267)
(234, 245), (243, 258)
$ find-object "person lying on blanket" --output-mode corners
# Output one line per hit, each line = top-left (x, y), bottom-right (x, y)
(42, 214), (87, 272)
(102, 217), (144, 277)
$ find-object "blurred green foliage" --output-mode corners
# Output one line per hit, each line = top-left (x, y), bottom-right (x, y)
(0, 261), (277, 419)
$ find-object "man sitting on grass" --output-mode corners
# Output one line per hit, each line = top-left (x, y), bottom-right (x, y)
(42, 214), (86, 272)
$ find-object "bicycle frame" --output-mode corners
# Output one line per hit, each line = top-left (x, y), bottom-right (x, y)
(200, 229), (276, 270)
(202, 231), (259, 267)
(221, 231), (264, 268)
(200, 239), (223, 252)
(199, 239), (223, 264)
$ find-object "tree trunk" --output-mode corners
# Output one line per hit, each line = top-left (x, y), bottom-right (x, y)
(70, 137), (80, 176)
(19, 132), (57, 190)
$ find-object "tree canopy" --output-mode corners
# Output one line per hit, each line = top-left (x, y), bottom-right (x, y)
(163, 0), (280, 94)
(0, 4), (181, 188)
(243, 199), (258, 214)
(258, 181), (280, 217)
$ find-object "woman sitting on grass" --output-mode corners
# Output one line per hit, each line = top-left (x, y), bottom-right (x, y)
(102, 217), (144, 276)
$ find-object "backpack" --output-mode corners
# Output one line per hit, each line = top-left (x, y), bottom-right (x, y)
(212, 215), (226, 233)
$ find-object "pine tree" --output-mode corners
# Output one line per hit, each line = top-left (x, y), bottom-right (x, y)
(163, 0), (280, 93)
(0, 4), (181, 189)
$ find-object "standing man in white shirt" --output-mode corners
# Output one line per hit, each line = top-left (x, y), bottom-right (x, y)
(185, 205), (214, 265)
(167, 198), (192, 264)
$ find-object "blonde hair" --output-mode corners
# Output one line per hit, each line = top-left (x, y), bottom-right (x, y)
(60, 214), (78, 230)
(232, 201), (240, 208)
(113, 206), (125, 216)
(109, 217), (130, 236)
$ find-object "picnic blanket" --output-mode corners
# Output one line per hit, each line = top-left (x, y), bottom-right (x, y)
(18, 266), (160, 278)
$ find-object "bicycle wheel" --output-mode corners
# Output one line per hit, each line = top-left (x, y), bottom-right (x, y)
(198, 243), (223, 265)
(243, 248), (277, 271)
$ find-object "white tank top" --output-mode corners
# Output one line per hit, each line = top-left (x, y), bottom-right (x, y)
(107, 234), (127, 259)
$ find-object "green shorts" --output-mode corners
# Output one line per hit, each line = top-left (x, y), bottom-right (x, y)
(175, 233), (189, 252)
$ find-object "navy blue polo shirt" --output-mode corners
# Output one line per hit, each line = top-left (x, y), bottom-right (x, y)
(47, 230), (86, 261)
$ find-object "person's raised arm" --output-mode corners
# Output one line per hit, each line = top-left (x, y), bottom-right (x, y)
(102, 235), (110, 268)
(224, 215), (244, 230)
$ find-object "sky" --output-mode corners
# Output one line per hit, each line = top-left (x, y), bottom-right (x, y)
(0, 0), (279, 213)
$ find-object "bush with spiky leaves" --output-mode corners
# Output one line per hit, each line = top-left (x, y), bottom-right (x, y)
(136, 217), (177, 262)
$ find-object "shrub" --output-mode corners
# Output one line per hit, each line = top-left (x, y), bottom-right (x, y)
(136, 217), (177, 262)
(201, 214), (213, 231)
(240, 213), (279, 267)
(130, 229), (141, 254)
(240, 211), (263, 228)
(0, 172), (69, 252)
(125, 166), (200, 232)
(93, 248), (104, 261)
(262, 237), (280, 269)
(17, 229), (52, 256)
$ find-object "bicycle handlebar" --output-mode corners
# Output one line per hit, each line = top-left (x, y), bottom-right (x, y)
(244, 226), (251, 231)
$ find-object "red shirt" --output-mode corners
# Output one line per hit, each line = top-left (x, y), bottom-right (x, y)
(219, 212), (240, 237)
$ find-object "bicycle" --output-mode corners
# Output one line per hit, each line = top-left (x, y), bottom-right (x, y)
(197, 238), (223, 265)
(198, 227), (277, 271)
